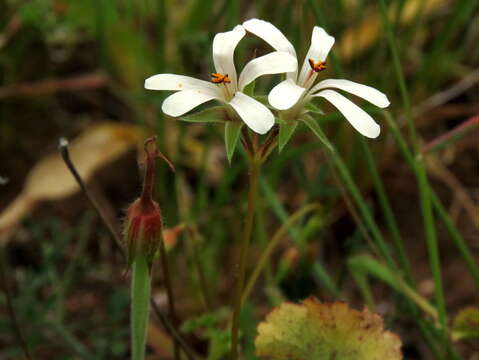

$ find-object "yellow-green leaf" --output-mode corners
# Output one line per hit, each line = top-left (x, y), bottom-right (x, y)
(255, 297), (402, 360)
(452, 307), (479, 341)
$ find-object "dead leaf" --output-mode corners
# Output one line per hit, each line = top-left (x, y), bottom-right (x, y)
(0, 122), (143, 244)
(256, 297), (402, 360)
(422, 114), (479, 153)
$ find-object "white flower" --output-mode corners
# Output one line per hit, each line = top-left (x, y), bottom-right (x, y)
(145, 25), (297, 135)
(243, 19), (390, 138)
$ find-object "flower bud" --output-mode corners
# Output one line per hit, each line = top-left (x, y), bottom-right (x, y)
(125, 198), (163, 267)
(123, 136), (173, 267)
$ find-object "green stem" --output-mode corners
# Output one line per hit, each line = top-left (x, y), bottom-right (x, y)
(131, 255), (151, 360)
(387, 115), (479, 288)
(377, 0), (448, 336)
(317, 127), (396, 269)
(358, 137), (415, 286)
(230, 158), (261, 360)
(431, 194), (479, 288)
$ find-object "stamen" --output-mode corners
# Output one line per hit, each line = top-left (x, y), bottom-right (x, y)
(211, 73), (231, 84)
(308, 58), (327, 72)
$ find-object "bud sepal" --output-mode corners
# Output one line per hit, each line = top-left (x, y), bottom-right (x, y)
(125, 199), (163, 267)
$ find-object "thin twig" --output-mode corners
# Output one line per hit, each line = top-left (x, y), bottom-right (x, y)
(0, 73), (108, 99)
(0, 246), (33, 360)
(414, 67), (479, 118)
(58, 138), (197, 360)
(58, 138), (124, 254)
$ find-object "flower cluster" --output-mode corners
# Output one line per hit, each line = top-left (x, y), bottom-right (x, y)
(145, 19), (390, 143)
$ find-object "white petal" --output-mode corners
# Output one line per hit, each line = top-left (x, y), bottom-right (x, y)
(162, 89), (220, 117)
(243, 18), (297, 80)
(298, 27), (335, 85)
(268, 79), (306, 110)
(310, 79), (390, 108)
(238, 51), (297, 91)
(145, 73), (218, 92)
(315, 89), (380, 138)
(212, 25), (246, 89)
(229, 92), (274, 134)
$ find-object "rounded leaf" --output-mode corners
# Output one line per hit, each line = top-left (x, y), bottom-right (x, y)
(256, 297), (402, 360)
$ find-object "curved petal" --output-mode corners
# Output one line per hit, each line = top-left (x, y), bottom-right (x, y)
(242, 18), (297, 80)
(268, 79), (306, 110)
(162, 89), (220, 117)
(298, 27), (335, 85)
(238, 51), (297, 91)
(315, 89), (380, 138)
(212, 25), (246, 89)
(229, 92), (274, 134)
(310, 79), (390, 108)
(145, 73), (218, 92)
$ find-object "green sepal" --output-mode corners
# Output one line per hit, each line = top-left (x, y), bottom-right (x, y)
(224, 121), (243, 164)
(278, 121), (298, 152)
(304, 102), (324, 116)
(243, 80), (255, 97)
(180, 106), (227, 123)
(300, 115), (333, 152)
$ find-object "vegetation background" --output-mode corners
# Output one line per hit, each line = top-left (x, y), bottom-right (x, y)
(1, 0), (478, 359)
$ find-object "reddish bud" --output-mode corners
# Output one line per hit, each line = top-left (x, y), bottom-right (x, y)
(123, 136), (173, 267)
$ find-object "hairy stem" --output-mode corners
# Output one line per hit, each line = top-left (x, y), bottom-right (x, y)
(230, 157), (261, 360)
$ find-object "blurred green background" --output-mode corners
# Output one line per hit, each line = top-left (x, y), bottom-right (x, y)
(1, 0), (479, 359)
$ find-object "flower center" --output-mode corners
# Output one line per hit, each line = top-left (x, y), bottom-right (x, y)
(211, 73), (231, 84)
(308, 59), (327, 72)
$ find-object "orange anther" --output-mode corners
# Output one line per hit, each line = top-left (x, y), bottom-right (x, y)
(308, 59), (327, 72)
(211, 73), (231, 84)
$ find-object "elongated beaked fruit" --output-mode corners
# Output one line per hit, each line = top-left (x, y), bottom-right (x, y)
(124, 136), (173, 267)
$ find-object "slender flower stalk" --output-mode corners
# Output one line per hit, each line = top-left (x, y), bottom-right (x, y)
(230, 155), (261, 360)
(230, 129), (278, 360)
